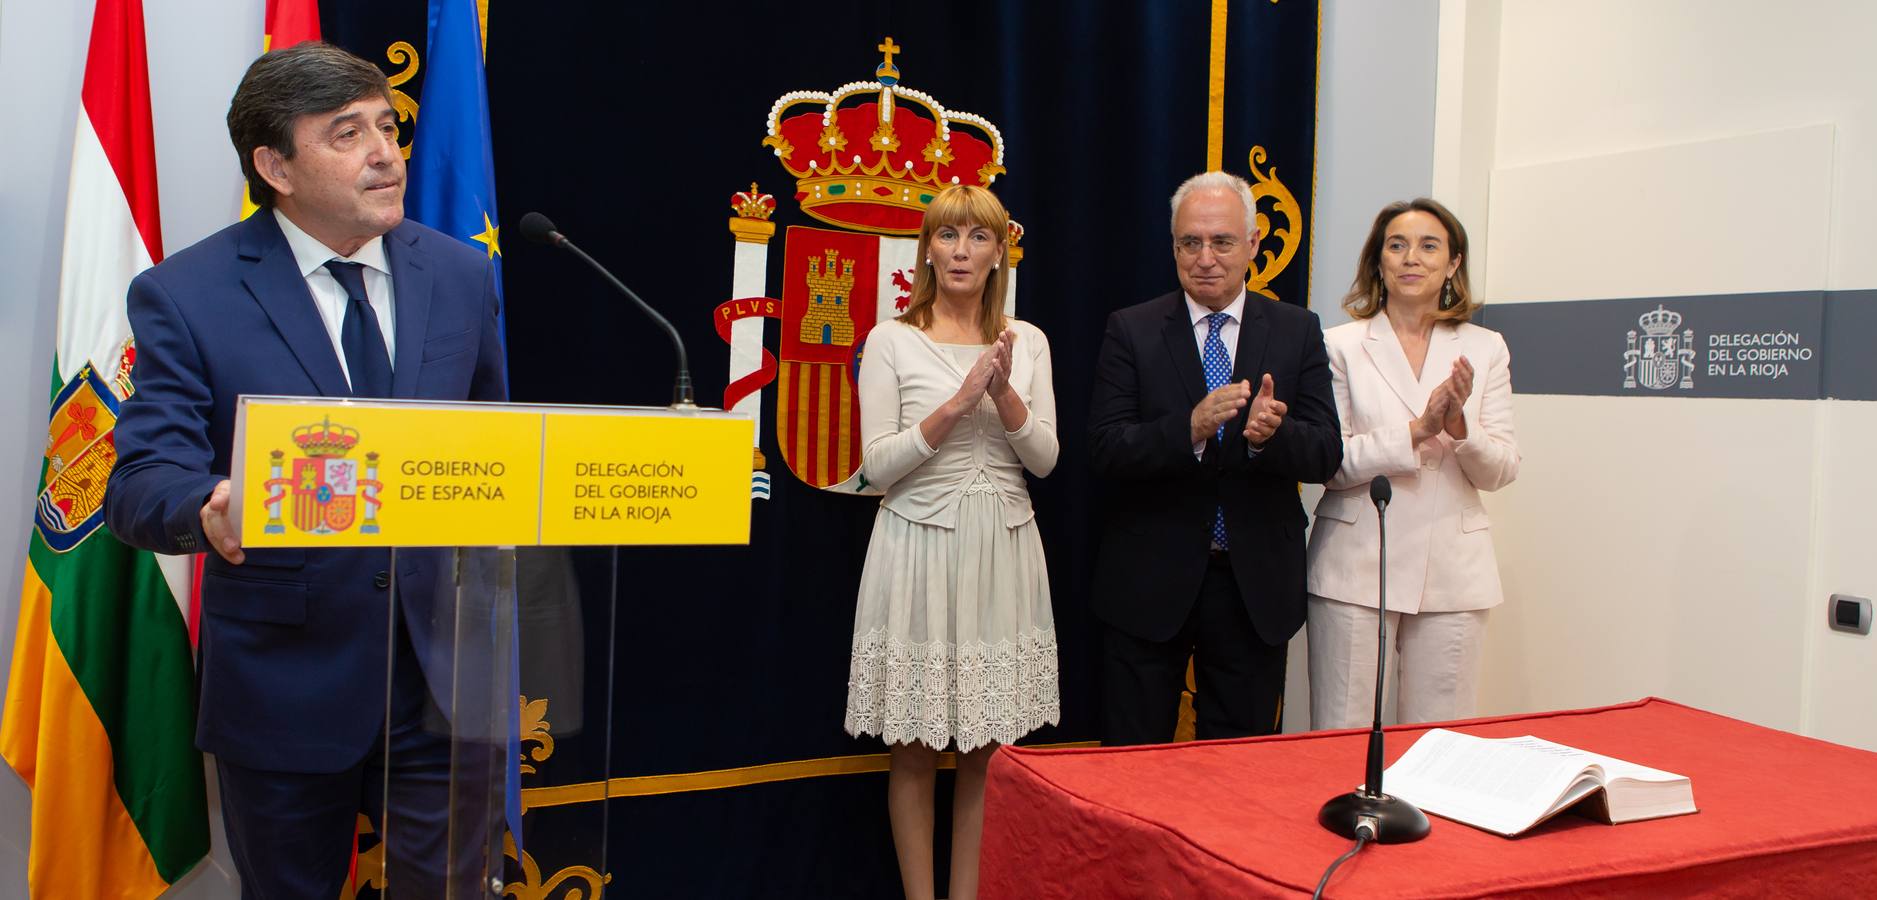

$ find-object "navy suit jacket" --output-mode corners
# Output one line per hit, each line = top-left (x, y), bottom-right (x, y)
(1087, 291), (1341, 645)
(105, 211), (507, 773)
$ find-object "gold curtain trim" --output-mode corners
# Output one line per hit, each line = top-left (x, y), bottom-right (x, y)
(1305, 0), (1321, 307)
(478, 0), (490, 60)
(521, 741), (1099, 811)
(1206, 0), (1229, 171)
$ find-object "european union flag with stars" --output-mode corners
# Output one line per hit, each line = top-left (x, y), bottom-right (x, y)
(401, 0), (523, 853)
(406, 0), (503, 327)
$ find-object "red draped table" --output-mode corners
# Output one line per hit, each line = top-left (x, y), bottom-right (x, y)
(981, 698), (1877, 898)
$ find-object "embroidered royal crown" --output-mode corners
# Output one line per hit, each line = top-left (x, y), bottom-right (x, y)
(292, 417), (360, 458)
(762, 37), (1006, 235)
(730, 183), (777, 220)
(1637, 305), (1683, 336)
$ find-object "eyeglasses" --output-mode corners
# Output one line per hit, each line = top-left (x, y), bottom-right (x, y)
(1174, 235), (1243, 258)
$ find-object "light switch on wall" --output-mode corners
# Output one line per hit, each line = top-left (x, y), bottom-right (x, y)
(1828, 594), (1872, 636)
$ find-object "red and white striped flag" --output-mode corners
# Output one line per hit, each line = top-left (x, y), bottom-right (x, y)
(1, 0), (209, 895)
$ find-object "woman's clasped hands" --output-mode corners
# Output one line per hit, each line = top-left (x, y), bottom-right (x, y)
(958, 328), (1018, 405)
(1412, 356), (1475, 444)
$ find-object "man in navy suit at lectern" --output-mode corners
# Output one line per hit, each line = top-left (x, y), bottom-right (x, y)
(105, 42), (506, 898)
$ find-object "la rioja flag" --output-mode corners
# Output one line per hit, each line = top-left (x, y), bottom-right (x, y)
(1, 0), (209, 896)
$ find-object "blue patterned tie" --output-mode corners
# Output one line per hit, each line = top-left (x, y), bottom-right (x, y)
(324, 260), (393, 398)
(1202, 312), (1231, 550)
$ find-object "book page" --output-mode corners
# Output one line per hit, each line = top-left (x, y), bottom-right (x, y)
(1379, 730), (1600, 836)
(1577, 750), (1685, 784)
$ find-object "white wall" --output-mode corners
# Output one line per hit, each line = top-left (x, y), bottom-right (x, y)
(1307, 0), (1440, 333)
(0, 1), (259, 895)
(1283, 0), (1442, 732)
(1456, 0), (1877, 747)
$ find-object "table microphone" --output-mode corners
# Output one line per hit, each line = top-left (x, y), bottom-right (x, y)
(1317, 474), (1431, 843)
(518, 211), (696, 408)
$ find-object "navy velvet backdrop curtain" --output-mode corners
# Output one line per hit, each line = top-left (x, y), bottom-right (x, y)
(321, 2), (1317, 895)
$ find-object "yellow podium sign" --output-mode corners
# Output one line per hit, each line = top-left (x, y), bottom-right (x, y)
(232, 396), (753, 548)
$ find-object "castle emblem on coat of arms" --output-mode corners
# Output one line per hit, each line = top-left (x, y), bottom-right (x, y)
(261, 417), (385, 535)
(1623, 305), (1696, 391)
(712, 37), (1028, 496)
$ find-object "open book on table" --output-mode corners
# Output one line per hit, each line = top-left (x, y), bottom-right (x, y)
(1372, 728), (1698, 837)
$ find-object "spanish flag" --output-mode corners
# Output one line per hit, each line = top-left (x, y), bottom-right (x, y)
(262, 0), (320, 52)
(0, 0), (209, 895)
(240, 0), (322, 219)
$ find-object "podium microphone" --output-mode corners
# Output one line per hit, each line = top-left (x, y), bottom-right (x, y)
(519, 212), (696, 408)
(1317, 474), (1431, 843)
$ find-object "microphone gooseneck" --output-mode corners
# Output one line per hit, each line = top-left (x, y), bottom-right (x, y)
(1365, 476), (1391, 798)
(1317, 474), (1429, 845)
(522, 212), (695, 407)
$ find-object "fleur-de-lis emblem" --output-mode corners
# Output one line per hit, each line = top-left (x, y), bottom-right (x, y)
(518, 695), (555, 775)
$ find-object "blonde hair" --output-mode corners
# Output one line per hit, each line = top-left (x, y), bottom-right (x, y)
(1342, 197), (1476, 323)
(900, 185), (1010, 344)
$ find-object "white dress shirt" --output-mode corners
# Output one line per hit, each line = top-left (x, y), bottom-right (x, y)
(1185, 289), (1245, 366)
(273, 209), (397, 389)
(1185, 289), (1249, 458)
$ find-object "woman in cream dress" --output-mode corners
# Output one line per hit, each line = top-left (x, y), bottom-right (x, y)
(843, 185), (1058, 900)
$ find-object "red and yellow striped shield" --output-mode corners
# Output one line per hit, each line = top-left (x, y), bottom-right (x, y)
(777, 227), (891, 488)
(778, 224), (926, 489)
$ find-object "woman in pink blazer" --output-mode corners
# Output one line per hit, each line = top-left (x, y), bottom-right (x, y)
(1306, 198), (1520, 729)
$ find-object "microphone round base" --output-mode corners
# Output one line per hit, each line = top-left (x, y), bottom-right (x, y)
(1317, 791), (1432, 843)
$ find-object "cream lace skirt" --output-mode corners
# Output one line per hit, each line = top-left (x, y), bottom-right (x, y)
(843, 480), (1060, 753)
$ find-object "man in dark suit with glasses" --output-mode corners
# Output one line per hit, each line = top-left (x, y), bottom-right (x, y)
(1088, 170), (1341, 745)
